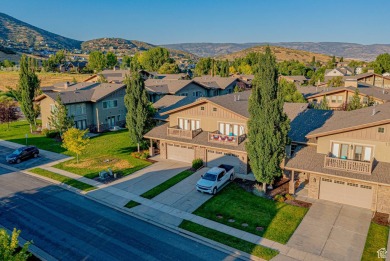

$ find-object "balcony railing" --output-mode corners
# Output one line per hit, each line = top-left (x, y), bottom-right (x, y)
(324, 154), (373, 175)
(167, 126), (202, 139)
(208, 131), (246, 146)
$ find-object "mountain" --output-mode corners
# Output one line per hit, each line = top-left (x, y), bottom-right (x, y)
(218, 46), (332, 63)
(0, 12), (82, 53)
(82, 38), (196, 59)
(163, 42), (390, 61)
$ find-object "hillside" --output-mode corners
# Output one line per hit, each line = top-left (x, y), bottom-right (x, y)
(163, 42), (390, 61)
(218, 46), (333, 63)
(0, 12), (82, 53)
(82, 38), (196, 59)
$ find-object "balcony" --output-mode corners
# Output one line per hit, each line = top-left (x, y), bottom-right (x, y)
(167, 126), (202, 139)
(324, 154), (373, 175)
(208, 131), (246, 146)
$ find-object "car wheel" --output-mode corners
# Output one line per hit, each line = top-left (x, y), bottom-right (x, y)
(230, 174), (234, 181)
(34, 153), (38, 158)
(212, 187), (217, 195)
(16, 159), (21, 164)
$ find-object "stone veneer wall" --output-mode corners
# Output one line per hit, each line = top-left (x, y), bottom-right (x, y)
(194, 146), (206, 162)
(238, 153), (248, 174)
(160, 141), (167, 159)
(308, 173), (321, 198)
(376, 185), (390, 214)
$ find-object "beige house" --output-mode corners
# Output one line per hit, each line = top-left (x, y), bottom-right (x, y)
(36, 82), (127, 132)
(145, 91), (311, 174)
(285, 103), (390, 213)
(193, 76), (239, 96)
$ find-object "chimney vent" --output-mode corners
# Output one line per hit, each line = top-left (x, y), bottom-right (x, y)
(64, 82), (69, 89)
(234, 95), (236, 102)
(238, 95), (240, 101)
(372, 105), (376, 116)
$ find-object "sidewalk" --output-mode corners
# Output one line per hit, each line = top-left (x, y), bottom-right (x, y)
(31, 164), (329, 261)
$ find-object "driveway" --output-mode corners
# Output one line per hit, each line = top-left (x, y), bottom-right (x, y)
(287, 200), (372, 261)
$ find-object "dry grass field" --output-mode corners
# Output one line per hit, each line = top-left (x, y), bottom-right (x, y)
(218, 45), (334, 63)
(0, 71), (92, 90)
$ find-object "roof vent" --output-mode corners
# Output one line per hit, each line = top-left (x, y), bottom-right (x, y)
(64, 82), (69, 89)
(237, 95), (240, 101)
(234, 95), (236, 102)
(372, 105), (376, 116)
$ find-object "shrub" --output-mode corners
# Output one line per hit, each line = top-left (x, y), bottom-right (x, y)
(140, 151), (149, 160)
(285, 194), (295, 201)
(41, 129), (60, 138)
(274, 194), (285, 202)
(41, 128), (50, 136)
(192, 158), (203, 170)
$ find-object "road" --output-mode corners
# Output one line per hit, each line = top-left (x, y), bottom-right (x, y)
(0, 168), (240, 261)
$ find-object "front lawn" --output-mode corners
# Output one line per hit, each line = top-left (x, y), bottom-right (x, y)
(179, 220), (279, 261)
(361, 222), (389, 261)
(30, 168), (96, 192)
(193, 182), (308, 244)
(53, 130), (151, 179)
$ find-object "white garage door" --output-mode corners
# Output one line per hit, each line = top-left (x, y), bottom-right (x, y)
(167, 144), (194, 163)
(319, 177), (373, 209)
(207, 150), (241, 172)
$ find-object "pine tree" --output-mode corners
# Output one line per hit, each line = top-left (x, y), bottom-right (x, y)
(246, 47), (290, 191)
(17, 55), (40, 133)
(316, 95), (330, 110)
(48, 94), (74, 136)
(124, 71), (149, 152)
(347, 89), (363, 111)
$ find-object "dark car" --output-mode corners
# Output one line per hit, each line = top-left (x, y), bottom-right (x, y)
(6, 146), (39, 164)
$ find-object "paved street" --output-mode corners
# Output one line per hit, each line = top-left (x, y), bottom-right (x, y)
(0, 168), (241, 261)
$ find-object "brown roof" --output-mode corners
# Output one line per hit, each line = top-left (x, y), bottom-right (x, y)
(193, 76), (238, 89)
(153, 96), (197, 121)
(145, 79), (206, 94)
(285, 146), (390, 185)
(307, 102), (390, 138)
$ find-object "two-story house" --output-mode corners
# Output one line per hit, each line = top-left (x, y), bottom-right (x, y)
(35, 82), (127, 132)
(144, 91), (311, 174)
(324, 67), (353, 82)
(285, 103), (390, 213)
(192, 76), (239, 96)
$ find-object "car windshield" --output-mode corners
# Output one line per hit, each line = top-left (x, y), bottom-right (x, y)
(10, 148), (23, 156)
(202, 173), (217, 181)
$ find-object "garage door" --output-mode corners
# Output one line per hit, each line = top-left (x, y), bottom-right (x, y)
(207, 150), (240, 172)
(167, 144), (194, 163)
(319, 177), (373, 209)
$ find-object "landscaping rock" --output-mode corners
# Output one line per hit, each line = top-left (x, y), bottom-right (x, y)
(216, 214), (223, 219)
(256, 226), (264, 231)
(228, 219), (235, 223)
(241, 223), (248, 227)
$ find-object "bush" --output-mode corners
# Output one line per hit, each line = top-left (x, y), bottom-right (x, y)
(192, 158), (203, 170)
(41, 129), (60, 138)
(140, 151), (149, 160)
(285, 194), (295, 201)
(131, 150), (149, 160)
(274, 194), (285, 202)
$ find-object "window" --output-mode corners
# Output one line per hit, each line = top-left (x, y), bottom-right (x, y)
(337, 96), (343, 103)
(50, 104), (56, 112)
(200, 106), (205, 111)
(193, 91), (202, 97)
(181, 93), (188, 97)
(331, 96), (337, 103)
(218, 122), (245, 136)
(363, 97), (368, 104)
(334, 180), (345, 185)
(103, 100), (118, 109)
(378, 127), (385, 133)
(361, 185), (372, 189)
(178, 118), (200, 130)
(322, 178), (332, 182)
(213, 107), (217, 112)
(354, 145), (372, 161)
(117, 115), (120, 121)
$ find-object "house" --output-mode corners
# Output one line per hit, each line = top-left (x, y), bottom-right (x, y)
(279, 75), (309, 85)
(84, 69), (152, 83)
(144, 90), (311, 174)
(324, 67), (353, 82)
(285, 103), (390, 213)
(145, 79), (209, 102)
(350, 72), (390, 88)
(300, 79), (390, 110)
(58, 61), (87, 73)
(152, 95), (197, 123)
(35, 82), (127, 132)
(232, 74), (254, 89)
(193, 76), (239, 96)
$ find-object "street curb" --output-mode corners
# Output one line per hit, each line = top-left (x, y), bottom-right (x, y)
(0, 225), (57, 261)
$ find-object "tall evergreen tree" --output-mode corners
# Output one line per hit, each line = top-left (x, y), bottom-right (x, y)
(124, 71), (149, 152)
(17, 55), (40, 133)
(246, 47), (290, 191)
(48, 95), (74, 136)
(347, 89), (363, 111)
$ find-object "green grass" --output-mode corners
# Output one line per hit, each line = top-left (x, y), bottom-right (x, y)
(361, 222), (389, 261)
(193, 183), (308, 244)
(30, 168), (96, 192)
(179, 220), (278, 260)
(0, 120), (64, 153)
(124, 201), (141, 209)
(140, 170), (194, 199)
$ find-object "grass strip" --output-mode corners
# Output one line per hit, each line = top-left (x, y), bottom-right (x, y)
(361, 222), (389, 261)
(179, 220), (278, 260)
(30, 168), (96, 192)
(124, 201), (140, 209)
(140, 170), (194, 199)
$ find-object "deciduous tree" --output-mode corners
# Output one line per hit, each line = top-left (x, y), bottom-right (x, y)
(88, 51), (106, 72)
(48, 95), (74, 136)
(106, 52), (117, 69)
(62, 128), (90, 163)
(0, 96), (20, 129)
(158, 62), (180, 74)
(347, 89), (363, 111)
(0, 228), (31, 261)
(247, 47), (290, 191)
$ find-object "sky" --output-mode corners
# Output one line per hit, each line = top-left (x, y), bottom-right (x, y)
(1, 0), (390, 45)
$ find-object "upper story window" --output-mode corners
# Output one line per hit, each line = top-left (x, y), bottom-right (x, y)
(337, 96), (343, 103)
(181, 93), (188, 97)
(50, 104), (56, 113)
(200, 106), (205, 111)
(67, 103), (86, 116)
(331, 96), (337, 103)
(331, 142), (372, 161)
(218, 122), (245, 136)
(213, 107), (217, 112)
(103, 100), (118, 109)
(378, 127), (385, 133)
(178, 118), (200, 130)
(193, 91), (202, 97)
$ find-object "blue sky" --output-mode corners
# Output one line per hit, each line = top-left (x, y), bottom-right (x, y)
(1, 0), (389, 45)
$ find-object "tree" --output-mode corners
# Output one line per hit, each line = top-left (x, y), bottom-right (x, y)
(194, 57), (212, 76)
(279, 79), (306, 103)
(0, 228), (31, 261)
(16, 55), (40, 133)
(327, 76), (344, 87)
(88, 51), (106, 72)
(138, 47), (171, 71)
(218, 60), (230, 77)
(62, 128), (90, 163)
(347, 89), (363, 111)
(314, 95), (330, 110)
(0, 96), (20, 129)
(373, 53), (390, 74)
(2, 59), (15, 68)
(124, 71), (149, 152)
(105, 52), (117, 69)
(121, 55), (132, 69)
(246, 47), (290, 191)
(48, 95), (74, 136)
(339, 57), (344, 62)
(158, 62), (180, 74)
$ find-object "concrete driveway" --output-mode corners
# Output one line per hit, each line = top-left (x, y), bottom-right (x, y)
(287, 200), (372, 261)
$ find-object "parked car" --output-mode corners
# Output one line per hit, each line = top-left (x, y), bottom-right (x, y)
(6, 146), (39, 164)
(196, 164), (234, 195)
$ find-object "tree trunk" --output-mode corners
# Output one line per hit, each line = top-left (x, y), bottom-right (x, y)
(77, 154), (79, 164)
(262, 182), (267, 192)
(137, 143), (140, 153)
(29, 123), (33, 133)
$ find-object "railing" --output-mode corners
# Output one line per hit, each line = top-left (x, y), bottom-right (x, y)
(167, 126), (202, 139)
(208, 131), (246, 146)
(324, 154), (373, 175)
